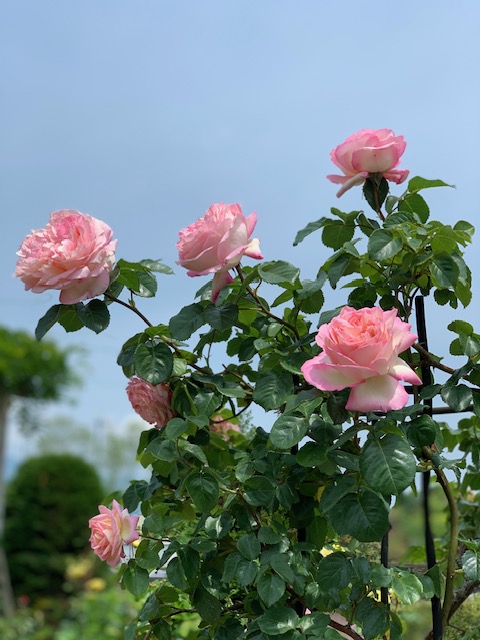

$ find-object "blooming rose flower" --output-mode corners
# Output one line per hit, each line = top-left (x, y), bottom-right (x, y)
(301, 306), (421, 412)
(15, 210), (117, 304)
(327, 129), (409, 197)
(126, 377), (175, 428)
(177, 203), (263, 302)
(211, 415), (241, 438)
(88, 500), (139, 567)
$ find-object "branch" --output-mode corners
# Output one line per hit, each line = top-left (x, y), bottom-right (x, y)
(105, 292), (153, 327)
(329, 617), (365, 640)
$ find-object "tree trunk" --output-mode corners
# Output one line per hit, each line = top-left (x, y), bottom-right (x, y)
(0, 393), (15, 616)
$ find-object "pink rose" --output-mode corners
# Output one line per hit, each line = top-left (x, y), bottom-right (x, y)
(211, 415), (241, 438)
(176, 203), (263, 302)
(301, 306), (421, 412)
(126, 377), (175, 428)
(15, 210), (117, 305)
(327, 129), (409, 197)
(88, 500), (139, 567)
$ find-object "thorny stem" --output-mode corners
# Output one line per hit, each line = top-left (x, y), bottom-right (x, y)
(235, 266), (300, 339)
(422, 446), (460, 634)
(105, 292), (153, 327)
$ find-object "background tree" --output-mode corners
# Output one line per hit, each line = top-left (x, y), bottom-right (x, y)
(0, 327), (75, 615)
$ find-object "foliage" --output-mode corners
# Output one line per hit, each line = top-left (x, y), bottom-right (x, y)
(32, 175), (480, 640)
(4, 454), (103, 600)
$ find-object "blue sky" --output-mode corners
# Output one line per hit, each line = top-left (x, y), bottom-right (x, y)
(2, 1), (480, 477)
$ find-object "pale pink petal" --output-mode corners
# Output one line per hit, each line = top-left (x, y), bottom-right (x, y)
(243, 237), (263, 260)
(244, 211), (258, 237)
(301, 357), (375, 391)
(346, 375), (409, 412)
(211, 270), (235, 303)
(383, 169), (410, 184)
(388, 356), (422, 385)
(335, 172), (369, 197)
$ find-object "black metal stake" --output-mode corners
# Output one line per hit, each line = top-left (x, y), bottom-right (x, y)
(415, 295), (442, 640)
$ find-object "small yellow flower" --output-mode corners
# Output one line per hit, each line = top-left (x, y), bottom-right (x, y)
(85, 577), (107, 592)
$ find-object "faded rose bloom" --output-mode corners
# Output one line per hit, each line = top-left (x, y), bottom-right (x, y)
(177, 203), (263, 302)
(211, 415), (241, 438)
(327, 129), (409, 197)
(15, 210), (117, 304)
(126, 377), (175, 428)
(301, 306), (421, 412)
(88, 500), (139, 567)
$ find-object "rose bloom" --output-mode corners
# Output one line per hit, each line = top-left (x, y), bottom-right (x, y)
(177, 203), (263, 302)
(211, 415), (241, 438)
(327, 129), (409, 197)
(126, 377), (175, 428)
(15, 209), (117, 304)
(88, 500), (139, 567)
(301, 306), (421, 412)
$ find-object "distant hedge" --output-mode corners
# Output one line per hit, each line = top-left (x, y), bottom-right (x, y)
(4, 453), (103, 599)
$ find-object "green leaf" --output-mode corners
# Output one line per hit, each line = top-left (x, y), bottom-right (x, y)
(354, 598), (389, 640)
(441, 382), (472, 411)
(327, 254), (350, 289)
(192, 585), (222, 624)
(76, 299), (110, 333)
(257, 606), (299, 635)
(398, 193), (430, 223)
(317, 553), (352, 591)
(360, 434), (416, 496)
(57, 305), (84, 333)
(139, 259), (174, 274)
(169, 303), (206, 340)
(256, 572), (286, 607)
(259, 260), (300, 286)
(391, 569), (424, 604)
(448, 319), (474, 336)
(408, 176), (451, 192)
(122, 563), (149, 597)
(35, 304), (62, 340)
(293, 217), (328, 246)
(322, 220), (355, 250)
(205, 303), (238, 331)
(367, 229), (403, 261)
(134, 342), (173, 385)
(269, 414), (310, 449)
(186, 472), (219, 512)
(296, 442), (327, 467)
(328, 489), (389, 542)
(237, 534), (261, 560)
(253, 370), (293, 411)
(429, 255), (459, 289)
(243, 476), (276, 508)
(164, 417), (189, 439)
(462, 549), (480, 580)
(363, 176), (389, 212)
(407, 415), (438, 447)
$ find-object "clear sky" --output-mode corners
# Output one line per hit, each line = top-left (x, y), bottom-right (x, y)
(2, 1), (480, 477)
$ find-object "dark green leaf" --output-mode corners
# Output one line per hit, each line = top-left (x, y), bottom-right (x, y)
(360, 434), (416, 496)
(253, 370), (293, 411)
(35, 304), (62, 340)
(257, 572), (286, 607)
(193, 585), (222, 624)
(186, 472), (219, 512)
(429, 255), (459, 289)
(169, 303), (206, 340)
(367, 229), (403, 261)
(354, 598), (389, 640)
(205, 303), (238, 331)
(317, 553), (352, 591)
(408, 176), (451, 192)
(462, 549), (480, 580)
(134, 342), (173, 385)
(76, 299), (110, 333)
(259, 260), (300, 286)
(257, 606), (299, 635)
(329, 489), (389, 541)
(237, 534), (261, 560)
(322, 220), (355, 250)
(139, 259), (174, 274)
(441, 382), (472, 411)
(398, 193), (430, 223)
(293, 217), (328, 246)
(122, 563), (149, 597)
(269, 414), (310, 449)
(57, 305), (84, 333)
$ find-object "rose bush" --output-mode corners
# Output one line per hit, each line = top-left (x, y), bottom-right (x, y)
(301, 306), (422, 412)
(15, 209), (117, 304)
(88, 499), (139, 567)
(17, 130), (480, 640)
(126, 377), (175, 428)
(176, 202), (263, 301)
(327, 128), (409, 197)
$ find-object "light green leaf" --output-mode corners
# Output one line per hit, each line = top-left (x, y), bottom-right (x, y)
(360, 434), (416, 496)
(367, 229), (403, 261)
(134, 342), (173, 385)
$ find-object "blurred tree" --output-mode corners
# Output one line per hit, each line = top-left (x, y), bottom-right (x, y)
(0, 327), (75, 615)
(4, 453), (103, 603)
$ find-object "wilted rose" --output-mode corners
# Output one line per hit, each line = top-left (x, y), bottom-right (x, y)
(301, 306), (421, 412)
(177, 203), (263, 302)
(16, 209), (117, 304)
(88, 500), (139, 567)
(327, 129), (409, 197)
(126, 377), (175, 428)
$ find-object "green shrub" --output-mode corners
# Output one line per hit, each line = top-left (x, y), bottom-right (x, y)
(4, 453), (103, 601)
